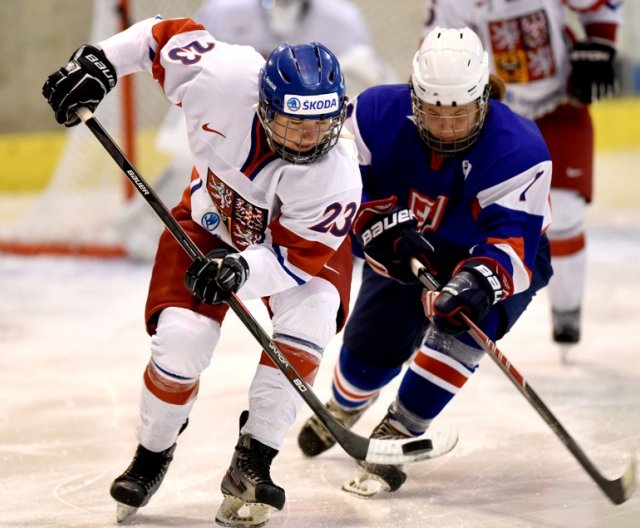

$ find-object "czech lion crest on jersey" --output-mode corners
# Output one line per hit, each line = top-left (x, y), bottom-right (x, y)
(489, 9), (556, 83)
(206, 168), (267, 249)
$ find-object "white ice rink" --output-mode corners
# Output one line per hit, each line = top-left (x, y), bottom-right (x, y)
(1, 158), (639, 527)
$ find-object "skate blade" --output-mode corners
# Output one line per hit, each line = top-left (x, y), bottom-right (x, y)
(215, 494), (276, 527)
(115, 502), (138, 523)
(342, 466), (391, 497)
(559, 344), (573, 364)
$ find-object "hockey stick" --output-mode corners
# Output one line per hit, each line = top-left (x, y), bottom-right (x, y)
(410, 258), (637, 505)
(75, 106), (436, 464)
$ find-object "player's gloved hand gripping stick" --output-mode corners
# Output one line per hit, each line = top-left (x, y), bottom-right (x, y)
(74, 106), (457, 465)
(411, 258), (636, 505)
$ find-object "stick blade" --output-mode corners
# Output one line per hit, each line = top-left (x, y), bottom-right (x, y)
(364, 428), (458, 464)
(604, 454), (637, 505)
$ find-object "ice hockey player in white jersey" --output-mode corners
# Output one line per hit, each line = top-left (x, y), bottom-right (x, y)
(297, 26), (552, 496)
(42, 15), (361, 527)
(422, 0), (623, 354)
(114, 0), (397, 262)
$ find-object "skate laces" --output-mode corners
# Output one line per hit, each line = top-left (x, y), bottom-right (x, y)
(123, 445), (173, 487)
(370, 417), (411, 440)
(237, 437), (277, 484)
(552, 308), (580, 329)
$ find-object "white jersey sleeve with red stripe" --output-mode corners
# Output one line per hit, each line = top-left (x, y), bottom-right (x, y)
(97, 16), (362, 300)
(568, 0), (622, 42)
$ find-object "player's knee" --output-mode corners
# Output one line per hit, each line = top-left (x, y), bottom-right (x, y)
(270, 277), (340, 350)
(150, 306), (221, 379)
(547, 189), (586, 238)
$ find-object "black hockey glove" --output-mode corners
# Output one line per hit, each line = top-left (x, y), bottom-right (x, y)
(42, 45), (117, 127)
(184, 249), (250, 305)
(568, 39), (616, 104)
(352, 196), (436, 285)
(422, 260), (503, 335)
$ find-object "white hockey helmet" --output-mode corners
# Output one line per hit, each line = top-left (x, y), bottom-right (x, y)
(411, 27), (490, 154)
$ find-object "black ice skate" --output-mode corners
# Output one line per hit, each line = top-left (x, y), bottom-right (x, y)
(342, 415), (410, 497)
(215, 411), (285, 528)
(297, 397), (375, 457)
(553, 308), (581, 363)
(552, 308), (581, 345)
(110, 419), (187, 523)
(110, 442), (177, 522)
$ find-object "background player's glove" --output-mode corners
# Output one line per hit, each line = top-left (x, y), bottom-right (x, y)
(422, 260), (503, 335)
(568, 39), (616, 104)
(185, 249), (250, 305)
(352, 196), (436, 284)
(42, 45), (117, 127)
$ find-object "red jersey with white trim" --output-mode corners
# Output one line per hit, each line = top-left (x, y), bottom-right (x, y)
(422, 0), (622, 119)
(98, 17), (361, 300)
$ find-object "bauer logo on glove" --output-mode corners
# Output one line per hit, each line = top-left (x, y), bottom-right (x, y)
(352, 196), (438, 284)
(359, 209), (416, 246)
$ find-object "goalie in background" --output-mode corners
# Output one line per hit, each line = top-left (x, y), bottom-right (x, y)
(421, 0), (622, 351)
(296, 27), (553, 496)
(113, 0), (397, 262)
(42, 15), (362, 528)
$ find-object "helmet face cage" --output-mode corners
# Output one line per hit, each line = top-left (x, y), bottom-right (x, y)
(258, 42), (347, 164)
(411, 27), (490, 155)
(259, 101), (346, 164)
(411, 84), (490, 155)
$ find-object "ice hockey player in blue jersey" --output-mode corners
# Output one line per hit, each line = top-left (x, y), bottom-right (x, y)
(297, 26), (554, 495)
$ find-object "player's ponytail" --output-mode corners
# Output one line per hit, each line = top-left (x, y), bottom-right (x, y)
(489, 73), (506, 101)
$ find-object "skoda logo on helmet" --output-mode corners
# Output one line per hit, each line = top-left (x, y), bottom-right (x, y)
(286, 97), (301, 112)
(284, 93), (340, 116)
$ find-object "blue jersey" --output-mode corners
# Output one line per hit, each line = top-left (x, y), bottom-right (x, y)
(347, 84), (552, 297)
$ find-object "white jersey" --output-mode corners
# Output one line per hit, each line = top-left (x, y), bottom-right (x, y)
(422, 0), (622, 119)
(194, 0), (373, 59)
(98, 17), (361, 300)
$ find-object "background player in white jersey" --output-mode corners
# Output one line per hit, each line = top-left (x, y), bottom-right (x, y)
(195, 0), (399, 95)
(421, 0), (622, 350)
(197, 0), (371, 59)
(114, 0), (397, 262)
(42, 15), (361, 527)
(296, 27), (553, 495)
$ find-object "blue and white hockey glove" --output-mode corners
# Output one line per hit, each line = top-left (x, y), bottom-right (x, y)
(42, 45), (117, 127)
(422, 260), (503, 335)
(185, 249), (249, 305)
(352, 196), (437, 285)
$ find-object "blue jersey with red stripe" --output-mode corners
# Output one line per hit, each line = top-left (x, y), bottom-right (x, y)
(347, 84), (552, 295)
